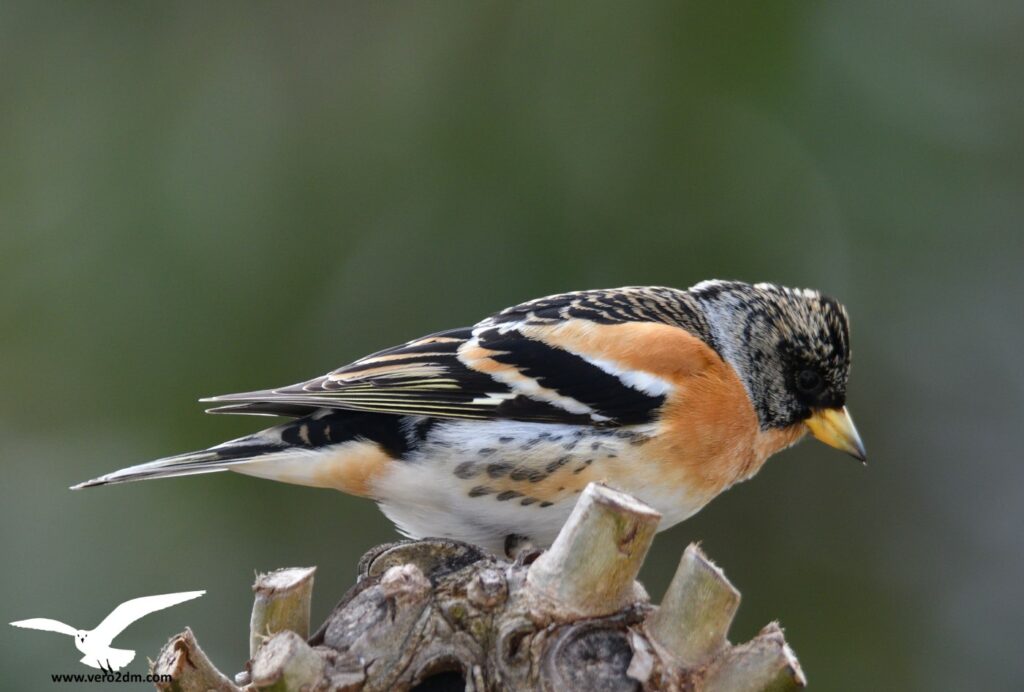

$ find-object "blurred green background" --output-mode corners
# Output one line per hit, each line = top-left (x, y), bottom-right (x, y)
(2, 2), (1021, 690)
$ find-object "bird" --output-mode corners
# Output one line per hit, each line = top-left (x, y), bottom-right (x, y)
(73, 281), (865, 556)
(10, 591), (204, 671)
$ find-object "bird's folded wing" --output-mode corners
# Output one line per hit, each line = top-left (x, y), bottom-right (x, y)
(10, 618), (77, 636)
(91, 591), (205, 645)
(201, 301), (700, 427)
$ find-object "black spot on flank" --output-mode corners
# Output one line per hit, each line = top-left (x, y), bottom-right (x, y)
(539, 501), (554, 508)
(546, 456), (572, 473)
(563, 441), (578, 451)
(469, 486), (494, 497)
(520, 438), (543, 450)
(496, 490), (523, 501)
(510, 467), (532, 482)
(520, 497), (538, 506)
(478, 448), (497, 456)
(454, 462), (478, 479)
(527, 470), (547, 483)
(557, 486), (565, 492)
(573, 466), (586, 474)
(498, 436), (514, 443)
(591, 441), (601, 451)
(608, 453), (618, 459)
(487, 463), (512, 478)
(584, 459), (593, 466)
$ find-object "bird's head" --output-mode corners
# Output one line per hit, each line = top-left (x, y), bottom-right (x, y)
(76, 630), (88, 644)
(692, 280), (866, 461)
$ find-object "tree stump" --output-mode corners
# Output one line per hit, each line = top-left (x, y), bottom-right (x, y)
(152, 483), (806, 691)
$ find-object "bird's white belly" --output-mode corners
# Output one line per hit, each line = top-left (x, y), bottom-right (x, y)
(370, 420), (706, 553)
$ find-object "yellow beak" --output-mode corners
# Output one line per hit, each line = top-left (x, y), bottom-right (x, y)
(805, 406), (866, 462)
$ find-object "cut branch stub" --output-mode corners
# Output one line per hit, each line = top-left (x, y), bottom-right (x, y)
(249, 566), (316, 659)
(249, 630), (328, 692)
(152, 627), (240, 692)
(647, 543), (741, 667)
(527, 482), (661, 616)
(702, 623), (807, 691)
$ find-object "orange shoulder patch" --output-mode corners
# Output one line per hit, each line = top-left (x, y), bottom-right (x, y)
(525, 319), (718, 383)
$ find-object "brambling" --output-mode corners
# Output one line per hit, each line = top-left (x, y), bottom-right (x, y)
(74, 281), (864, 554)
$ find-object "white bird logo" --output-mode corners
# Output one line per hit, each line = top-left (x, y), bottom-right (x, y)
(10, 590), (204, 672)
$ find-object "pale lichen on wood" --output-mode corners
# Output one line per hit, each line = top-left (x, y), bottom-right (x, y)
(152, 482), (806, 691)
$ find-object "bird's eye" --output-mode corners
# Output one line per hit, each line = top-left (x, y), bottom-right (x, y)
(796, 369), (823, 394)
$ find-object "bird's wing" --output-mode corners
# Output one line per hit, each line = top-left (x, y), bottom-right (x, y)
(90, 591), (204, 646)
(203, 288), (717, 426)
(10, 618), (77, 636)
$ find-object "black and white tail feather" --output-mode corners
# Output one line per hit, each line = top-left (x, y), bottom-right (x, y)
(70, 425), (295, 489)
(71, 406), (410, 490)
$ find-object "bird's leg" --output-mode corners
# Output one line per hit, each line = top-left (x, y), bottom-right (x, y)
(504, 533), (542, 564)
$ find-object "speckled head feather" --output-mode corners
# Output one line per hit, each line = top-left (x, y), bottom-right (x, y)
(690, 280), (852, 430)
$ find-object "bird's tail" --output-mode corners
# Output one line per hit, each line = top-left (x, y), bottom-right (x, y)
(84, 647), (135, 672)
(71, 409), (398, 494)
(70, 430), (292, 489)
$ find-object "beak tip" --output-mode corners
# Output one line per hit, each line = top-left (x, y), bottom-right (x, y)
(806, 406), (866, 465)
(851, 439), (867, 465)
(849, 441), (867, 464)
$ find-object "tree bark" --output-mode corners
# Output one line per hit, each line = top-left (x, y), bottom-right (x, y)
(153, 482), (806, 691)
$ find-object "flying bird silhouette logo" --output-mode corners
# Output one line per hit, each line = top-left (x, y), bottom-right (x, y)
(10, 590), (204, 672)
